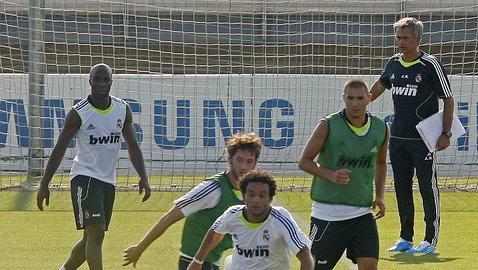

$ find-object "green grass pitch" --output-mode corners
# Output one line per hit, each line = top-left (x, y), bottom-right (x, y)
(0, 190), (477, 269)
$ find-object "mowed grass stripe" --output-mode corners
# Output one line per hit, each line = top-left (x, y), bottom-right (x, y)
(0, 191), (477, 269)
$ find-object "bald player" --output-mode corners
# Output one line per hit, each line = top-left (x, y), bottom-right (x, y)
(37, 63), (151, 270)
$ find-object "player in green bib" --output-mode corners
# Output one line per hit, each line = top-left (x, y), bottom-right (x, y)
(299, 78), (389, 270)
(123, 133), (262, 270)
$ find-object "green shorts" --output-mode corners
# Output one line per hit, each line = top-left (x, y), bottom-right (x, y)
(71, 175), (115, 231)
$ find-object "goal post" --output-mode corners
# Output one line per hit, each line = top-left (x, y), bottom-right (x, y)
(0, 0), (476, 191)
(27, 0), (45, 185)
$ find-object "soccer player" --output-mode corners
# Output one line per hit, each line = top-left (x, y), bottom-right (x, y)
(299, 78), (388, 270)
(36, 63), (151, 270)
(122, 133), (262, 270)
(187, 170), (313, 270)
(370, 17), (454, 254)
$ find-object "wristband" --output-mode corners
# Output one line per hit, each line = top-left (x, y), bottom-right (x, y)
(192, 257), (204, 265)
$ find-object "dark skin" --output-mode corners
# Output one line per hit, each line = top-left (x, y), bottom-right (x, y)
(36, 64), (151, 270)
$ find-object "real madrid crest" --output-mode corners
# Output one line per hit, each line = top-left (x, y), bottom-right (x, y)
(117, 119), (123, 129)
(415, 73), (422, 83)
(262, 230), (270, 241)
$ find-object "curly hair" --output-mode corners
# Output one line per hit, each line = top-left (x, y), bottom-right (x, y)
(240, 170), (276, 198)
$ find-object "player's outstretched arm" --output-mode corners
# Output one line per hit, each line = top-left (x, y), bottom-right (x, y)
(122, 104), (151, 202)
(187, 229), (225, 270)
(37, 108), (80, 211)
(123, 206), (185, 267)
(296, 246), (314, 270)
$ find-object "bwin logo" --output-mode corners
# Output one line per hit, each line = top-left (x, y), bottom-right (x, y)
(338, 153), (372, 169)
(89, 132), (121, 145)
(236, 245), (270, 258)
(391, 86), (417, 96)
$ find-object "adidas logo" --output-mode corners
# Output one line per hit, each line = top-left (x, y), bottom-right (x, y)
(370, 146), (378, 153)
(424, 152), (433, 161)
(86, 124), (95, 130)
(391, 73), (395, 80)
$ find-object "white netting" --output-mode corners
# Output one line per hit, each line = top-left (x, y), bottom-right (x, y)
(0, 0), (476, 190)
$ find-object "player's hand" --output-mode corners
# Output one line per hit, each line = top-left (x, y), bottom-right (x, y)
(187, 262), (203, 270)
(372, 197), (385, 219)
(138, 177), (151, 202)
(331, 168), (351, 184)
(436, 135), (450, 151)
(123, 245), (143, 267)
(36, 184), (50, 211)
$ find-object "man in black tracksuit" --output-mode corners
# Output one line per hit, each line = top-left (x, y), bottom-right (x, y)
(370, 17), (454, 254)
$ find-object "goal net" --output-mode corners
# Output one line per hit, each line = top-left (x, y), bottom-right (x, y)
(0, 0), (477, 191)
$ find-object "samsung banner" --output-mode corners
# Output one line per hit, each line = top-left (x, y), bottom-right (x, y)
(0, 74), (475, 176)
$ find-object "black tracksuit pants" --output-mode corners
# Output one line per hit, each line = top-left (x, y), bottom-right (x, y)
(389, 138), (440, 247)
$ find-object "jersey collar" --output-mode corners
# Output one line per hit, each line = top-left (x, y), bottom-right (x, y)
(340, 109), (371, 136)
(399, 52), (425, 67)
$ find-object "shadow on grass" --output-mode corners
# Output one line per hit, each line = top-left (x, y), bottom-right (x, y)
(381, 252), (461, 265)
(11, 191), (35, 211)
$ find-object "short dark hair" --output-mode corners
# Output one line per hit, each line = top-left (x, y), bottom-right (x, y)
(226, 133), (262, 160)
(90, 63), (112, 79)
(343, 78), (369, 94)
(240, 170), (276, 198)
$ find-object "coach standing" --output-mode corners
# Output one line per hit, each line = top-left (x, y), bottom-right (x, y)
(370, 17), (454, 254)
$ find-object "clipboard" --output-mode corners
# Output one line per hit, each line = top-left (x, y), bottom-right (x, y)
(415, 109), (466, 152)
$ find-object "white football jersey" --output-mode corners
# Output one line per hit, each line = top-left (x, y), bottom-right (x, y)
(70, 96), (127, 185)
(212, 205), (311, 270)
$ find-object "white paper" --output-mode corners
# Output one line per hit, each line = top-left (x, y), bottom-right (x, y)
(415, 109), (466, 152)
